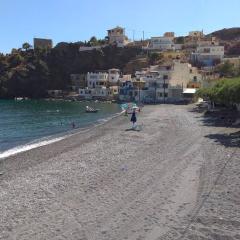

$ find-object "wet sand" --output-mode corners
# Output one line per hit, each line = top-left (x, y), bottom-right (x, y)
(0, 105), (239, 240)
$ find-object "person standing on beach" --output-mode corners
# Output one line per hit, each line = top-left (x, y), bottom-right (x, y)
(131, 109), (137, 129)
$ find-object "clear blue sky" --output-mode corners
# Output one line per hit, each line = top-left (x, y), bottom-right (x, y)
(1, 0), (240, 53)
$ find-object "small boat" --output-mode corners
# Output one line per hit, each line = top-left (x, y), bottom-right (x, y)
(15, 97), (24, 101)
(85, 106), (99, 113)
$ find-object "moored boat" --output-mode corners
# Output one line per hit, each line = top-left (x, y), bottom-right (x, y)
(85, 106), (99, 113)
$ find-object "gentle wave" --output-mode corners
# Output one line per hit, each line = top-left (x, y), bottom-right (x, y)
(0, 111), (124, 160)
(0, 137), (65, 160)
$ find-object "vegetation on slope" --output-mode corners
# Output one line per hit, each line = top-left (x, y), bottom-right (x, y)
(0, 43), (141, 99)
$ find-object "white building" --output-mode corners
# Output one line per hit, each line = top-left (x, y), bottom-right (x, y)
(191, 45), (224, 66)
(79, 86), (118, 100)
(135, 65), (172, 103)
(135, 69), (148, 80)
(80, 70), (121, 100)
(131, 61), (202, 103)
(149, 36), (175, 51)
(107, 26), (129, 47)
(108, 68), (120, 83)
(87, 72), (109, 88)
(78, 88), (93, 100)
(196, 45), (224, 57)
(92, 87), (110, 98)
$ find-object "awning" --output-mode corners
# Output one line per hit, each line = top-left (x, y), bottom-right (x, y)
(183, 88), (197, 94)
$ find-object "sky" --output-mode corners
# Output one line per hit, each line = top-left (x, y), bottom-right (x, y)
(1, 0), (240, 53)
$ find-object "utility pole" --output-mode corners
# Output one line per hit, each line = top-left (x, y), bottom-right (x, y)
(142, 31), (145, 41)
(132, 30), (135, 42)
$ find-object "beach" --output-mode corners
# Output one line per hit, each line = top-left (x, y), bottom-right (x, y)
(0, 104), (239, 240)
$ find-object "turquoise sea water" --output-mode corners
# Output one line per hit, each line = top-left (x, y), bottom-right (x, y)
(0, 100), (121, 153)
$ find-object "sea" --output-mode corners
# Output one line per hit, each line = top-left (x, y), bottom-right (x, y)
(0, 99), (121, 159)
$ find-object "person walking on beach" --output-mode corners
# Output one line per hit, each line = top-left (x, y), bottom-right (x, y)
(131, 109), (137, 129)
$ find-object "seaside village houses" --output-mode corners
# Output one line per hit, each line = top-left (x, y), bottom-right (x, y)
(119, 61), (202, 103)
(78, 69), (129, 100)
(76, 61), (202, 103)
(65, 27), (231, 103)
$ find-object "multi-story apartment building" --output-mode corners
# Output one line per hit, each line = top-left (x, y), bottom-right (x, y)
(86, 72), (109, 88)
(79, 70), (121, 100)
(191, 45), (224, 66)
(119, 61), (202, 103)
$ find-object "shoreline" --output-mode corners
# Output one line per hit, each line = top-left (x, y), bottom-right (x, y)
(0, 109), (124, 161)
(0, 108), (128, 180)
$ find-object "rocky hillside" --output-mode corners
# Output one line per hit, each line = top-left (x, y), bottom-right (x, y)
(123, 56), (149, 74)
(0, 44), (142, 98)
(208, 27), (240, 41)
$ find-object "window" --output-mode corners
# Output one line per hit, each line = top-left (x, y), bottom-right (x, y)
(158, 92), (163, 97)
(193, 76), (197, 81)
(163, 75), (168, 80)
(164, 93), (168, 97)
(203, 48), (210, 53)
(163, 83), (168, 88)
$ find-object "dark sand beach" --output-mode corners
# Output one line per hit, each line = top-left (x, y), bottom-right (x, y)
(0, 104), (239, 240)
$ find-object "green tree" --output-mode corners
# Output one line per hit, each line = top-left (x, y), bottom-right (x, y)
(217, 61), (235, 77)
(148, 52), (163, 65)
(22, 42), (32, 51)
(89, 36), (98, 46)
(175, 36), (185, 44)
(197, 77), (240, 107)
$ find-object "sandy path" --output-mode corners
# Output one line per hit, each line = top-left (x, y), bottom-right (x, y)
(0, 105), (239, 240)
